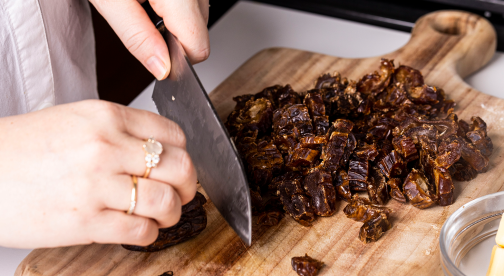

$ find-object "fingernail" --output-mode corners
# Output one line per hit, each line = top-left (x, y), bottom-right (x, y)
(146, 56), (168, 80)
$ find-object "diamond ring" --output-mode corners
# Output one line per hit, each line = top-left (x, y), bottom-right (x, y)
(142, 137), (163, 178)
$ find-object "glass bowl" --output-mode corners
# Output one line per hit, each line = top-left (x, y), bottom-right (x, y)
(440, 191), (504, 276)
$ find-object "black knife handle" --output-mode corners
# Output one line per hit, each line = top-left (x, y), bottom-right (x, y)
(141, 1), (165, 30)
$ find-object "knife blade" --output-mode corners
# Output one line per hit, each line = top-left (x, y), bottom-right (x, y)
(142, 1), (252, 246)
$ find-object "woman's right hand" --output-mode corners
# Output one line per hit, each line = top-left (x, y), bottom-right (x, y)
(89, 0), (210, 80)
(0, 100), (197, 248)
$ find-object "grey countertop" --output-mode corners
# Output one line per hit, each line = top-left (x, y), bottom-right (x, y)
(2, 1), (503, 275)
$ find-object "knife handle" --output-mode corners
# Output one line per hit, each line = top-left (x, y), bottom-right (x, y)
(141, 1), (165, 32)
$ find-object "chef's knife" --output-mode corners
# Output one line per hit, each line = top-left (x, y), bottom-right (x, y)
(142, 1), (252, 246)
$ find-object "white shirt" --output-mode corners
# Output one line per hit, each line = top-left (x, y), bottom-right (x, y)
(0, 0), (97, 117)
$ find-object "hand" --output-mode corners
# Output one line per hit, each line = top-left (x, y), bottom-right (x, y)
(89, 0), (210, 80)
(0, 100), (197, 248)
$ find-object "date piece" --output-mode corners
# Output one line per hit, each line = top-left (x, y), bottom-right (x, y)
(367, 168), (389, 205)
(403, 169), (435, 209)
(449, 159), (478, 181)
(333, 169), (352, 201)
(377, 150), (406, 178)
(359, 213), (392, 243)
(343, 195), (392, 223)
(257, 211), (283, 226)
(277, 174), (316, 226)
(392, 136), (418, 162)
(303, 168), (338, 216)
(292, 254), (324, 276)
(387, 178), (406, 203)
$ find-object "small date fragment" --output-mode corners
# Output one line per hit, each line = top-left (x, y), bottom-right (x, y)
(122, 192), (207, 252)
(292, 254), (324, 276)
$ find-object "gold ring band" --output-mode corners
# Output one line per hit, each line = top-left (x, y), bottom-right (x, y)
(143, 167), (152, 178)
(126, 175), (138, 215)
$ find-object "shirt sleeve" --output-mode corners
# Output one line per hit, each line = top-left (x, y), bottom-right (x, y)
(0, 0), (98, 117)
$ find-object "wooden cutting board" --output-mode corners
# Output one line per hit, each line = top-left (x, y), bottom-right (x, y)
(17, 11), (503, 276)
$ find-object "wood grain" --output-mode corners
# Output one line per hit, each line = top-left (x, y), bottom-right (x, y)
(17, 11), (503, 276)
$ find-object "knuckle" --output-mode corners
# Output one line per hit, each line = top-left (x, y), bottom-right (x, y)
(132, 218), (154, 243)
(170, 122), (187, 148)
(94, 101), (122, 122)
(160, 188), (181, 227)
(178, 150), (195, 183)
(88, 134), (113, 157)
(192, 46), (210, 63)
(82, 136), (114, 173)
(123, 30), (151, 57)
(159, 186), (178, 213)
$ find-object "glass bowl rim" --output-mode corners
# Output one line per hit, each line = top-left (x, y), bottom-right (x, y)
(439, 190), (504, 275)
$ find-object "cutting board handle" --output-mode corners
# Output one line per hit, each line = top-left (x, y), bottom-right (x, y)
(398, 10), (496, 79)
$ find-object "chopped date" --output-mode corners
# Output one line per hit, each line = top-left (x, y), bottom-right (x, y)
(392, 136), (419, 162)
(246, 140), (283, 189)
(343, 195), (392, 223)
(332, 118), (355, 133)
(359, 213), (392, 243)
(122, 192), (207, 252)
(466, 129), (493, 157)
(333, 169), (352, 201)
(299, 136), (327, 151)
(257, 211), (283, 226)
(225, 59), (493, 245)
(313, 115), (330, 136)
(375, 139), (395, 163)
(367, 169), (389, 205)
(225, 98), (273, 137)
(357, 58), (394, 96)
(349, 180), (368, 192)
(286, 148), (320, 169)
(354, 144), (379, 161)
(292, 254), (324, 276)
(277, 176), (316, 226)
(408, 85), (439, 104)
(449, 159), (478, 181)
(435, 139), (461, 168)
(304, 90), (326, 118)
(377, 150), (406, 178)
(315, 73), (338, 89)
(273, 104), (313, 137)
(403, 169), (435, 209)
(320, 131), (348, 171)
(276, 84), (302, 108)
(451, 136), (489, 173)
(341, 132), (357, 167)
(273, 130), (298, 154)
(303, 168), (338, 216)
(250, 188), (263, 215)
(434, 166), (455, 206)
(348, 157), (369, 184)
(387, 178), (407, 203)
(393, 65), (424, 88)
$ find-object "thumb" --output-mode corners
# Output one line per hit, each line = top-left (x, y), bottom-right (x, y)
(90, 0), (170, 80)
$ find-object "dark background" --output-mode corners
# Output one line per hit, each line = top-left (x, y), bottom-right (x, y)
(92, 0), (504, 106)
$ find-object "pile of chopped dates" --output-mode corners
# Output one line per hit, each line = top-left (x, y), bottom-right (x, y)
(226, 59), (493, 244)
